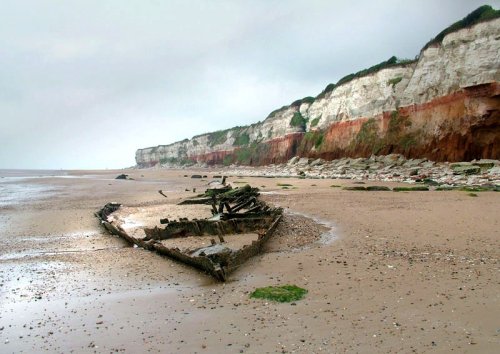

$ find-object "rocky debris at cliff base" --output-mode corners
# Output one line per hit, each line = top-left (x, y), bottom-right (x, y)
(212, 155), (500, 187)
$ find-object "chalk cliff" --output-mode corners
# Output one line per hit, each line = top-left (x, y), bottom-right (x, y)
(136, 8), (500, 167)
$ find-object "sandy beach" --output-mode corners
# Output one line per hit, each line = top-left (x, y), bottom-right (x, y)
(0, 168), (498, 353)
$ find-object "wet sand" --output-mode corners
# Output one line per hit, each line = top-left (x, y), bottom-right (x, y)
(0, 169), (498, 353)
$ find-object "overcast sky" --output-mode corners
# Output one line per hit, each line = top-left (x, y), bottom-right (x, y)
(0, 0), (497, 169)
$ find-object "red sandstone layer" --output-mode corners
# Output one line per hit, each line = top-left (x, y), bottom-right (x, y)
(188, 83), (499, 166)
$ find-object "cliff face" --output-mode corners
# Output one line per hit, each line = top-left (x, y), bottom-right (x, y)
(136, 17), (500, 167)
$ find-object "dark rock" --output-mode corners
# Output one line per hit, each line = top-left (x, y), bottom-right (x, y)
(115, 174), (132, 180)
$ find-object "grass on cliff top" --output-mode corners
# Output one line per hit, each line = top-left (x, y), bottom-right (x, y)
(316, 56), (416, 100)
(250, 285), (307, 303)
(423, 5), (500, 50)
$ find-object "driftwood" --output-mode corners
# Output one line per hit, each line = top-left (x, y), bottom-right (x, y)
(158, 190), (168, 198)
(96, 184), (282, 281)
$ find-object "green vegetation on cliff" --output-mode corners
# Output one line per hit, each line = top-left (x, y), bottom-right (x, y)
(350, 111), (420, 155)
(291, 96), (315, 107)
(422, 5), (500, 50)
(232, 130), (250, 146)
(290, 112), (308, 130)
(387, 76), (403, 89)
(316, 56), (416, 100)
(207, 129), (229, 147)
(159, 157), (192, 165)
(310, 117), (320, 127)
(138, 6), (498, 167)
(302, 130), (324, 150)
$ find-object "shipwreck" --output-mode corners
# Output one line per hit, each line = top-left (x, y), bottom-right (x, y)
(96, 183), (283, 281)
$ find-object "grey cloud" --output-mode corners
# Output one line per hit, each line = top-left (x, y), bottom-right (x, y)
(0, 0), (497, 169)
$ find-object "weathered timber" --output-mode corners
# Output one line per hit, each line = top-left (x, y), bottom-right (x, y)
(96, 184), (282, 281)
(178, 196), (213, 205)
(158, 190), (168, 198)
(143, 216), (276, 240)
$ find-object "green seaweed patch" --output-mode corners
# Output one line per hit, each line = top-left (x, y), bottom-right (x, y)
(343, 186), (390, 191)
(468, 193), (478, 197)
(277, 183), (293, 187)
(393, 186), (429, 192)
(330, 184), (341, 188)
(343, 186), (367, 191)
(459, 185), (499, 192)
(435, 186), (457, 191)
(435, 185), (499, 192)
(250, 285), (308, 303)
(366, 186), (391, 191)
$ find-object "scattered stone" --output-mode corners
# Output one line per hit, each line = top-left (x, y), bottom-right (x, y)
(488, 166), (500, 175)
(191, 175), (203, 179)
(189, 155), (499, 189)
(310, 158), (325, 167)
(297, 157), (311, 165)
(287, 156), (300, 165)
(472, 159), (498, 169)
